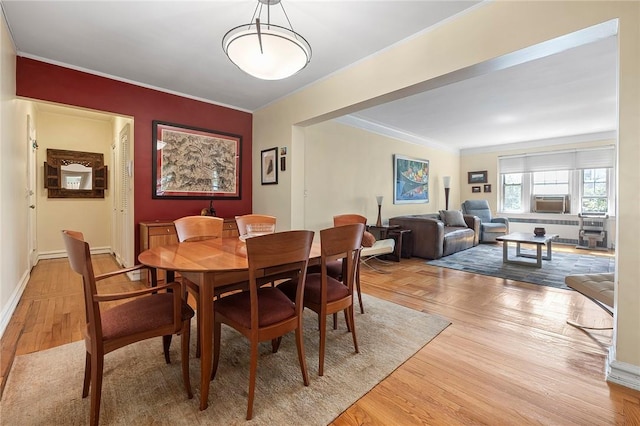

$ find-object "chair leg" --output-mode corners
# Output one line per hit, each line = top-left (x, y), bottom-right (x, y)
(246, 340), (259, 420)
(211, 321), (222, 381)
(163, 335), (172, 364)
(347, 306), (359, 353)
(295, 326), (310, 386)
(332, 312), (338, 330)
(356, 266), (365, 314)
(271, 337), (282, 353)
(195, 304), (201, 359)
(318, 313), (327, 377)
(181, 320), (193, 399)
(82, 352), (91, 398)
(89, 352), (103, 426)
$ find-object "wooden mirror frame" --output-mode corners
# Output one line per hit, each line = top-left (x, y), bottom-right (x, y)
(44, 149), (108, 198)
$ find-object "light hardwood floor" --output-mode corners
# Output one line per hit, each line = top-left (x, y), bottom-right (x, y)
(2, 245), (639, 425)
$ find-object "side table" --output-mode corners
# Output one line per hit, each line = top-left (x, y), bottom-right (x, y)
(366, 224), (400, 240)
(385, 229), (412, 261)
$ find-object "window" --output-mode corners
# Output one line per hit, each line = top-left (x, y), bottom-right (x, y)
(497, 147), (615, 214)
(502, 173), (522, 212)
(581, 168), (608, 213)
(532, 170), (569, 195)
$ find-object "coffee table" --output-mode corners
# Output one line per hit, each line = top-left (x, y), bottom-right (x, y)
(495, 232), (559, 268)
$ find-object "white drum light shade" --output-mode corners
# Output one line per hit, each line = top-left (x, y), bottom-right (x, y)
(223, 23), (311, 80)
(443, 176), (451, 189)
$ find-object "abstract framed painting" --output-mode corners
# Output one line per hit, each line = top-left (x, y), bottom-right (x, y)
(393, 154), (429, 204)
(152, 121), (241, 199)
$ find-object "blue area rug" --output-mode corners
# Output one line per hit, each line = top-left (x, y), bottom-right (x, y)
(426, 243), (614, 290)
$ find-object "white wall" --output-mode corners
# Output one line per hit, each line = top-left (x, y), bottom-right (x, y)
(36, 109), (113, 257)
(304, 120), (459, 232)
(0, 11), (32, 336)
(253, 2), (640, 388)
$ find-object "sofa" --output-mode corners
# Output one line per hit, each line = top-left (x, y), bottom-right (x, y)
(389, 213), (480, 259)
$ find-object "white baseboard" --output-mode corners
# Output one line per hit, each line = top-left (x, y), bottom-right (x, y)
(0, 268), (30, 339)
(38, 246), (112, 260)
(607, 346), (640, 391)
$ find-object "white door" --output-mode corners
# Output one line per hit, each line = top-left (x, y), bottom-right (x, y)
(111, 122), (133, 267)
(27, 114), (37, 268)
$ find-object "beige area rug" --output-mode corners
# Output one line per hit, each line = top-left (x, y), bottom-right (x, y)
(1, 294), (449, 425)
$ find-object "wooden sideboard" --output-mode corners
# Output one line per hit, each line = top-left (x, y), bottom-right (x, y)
(139, 218), (239, 285)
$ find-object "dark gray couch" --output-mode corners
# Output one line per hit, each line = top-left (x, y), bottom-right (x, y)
(389, 213), (480, 259)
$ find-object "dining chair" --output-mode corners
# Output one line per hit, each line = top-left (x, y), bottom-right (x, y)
(174, 215), (245, 358)
(278, 223), (363, 376)
(62, 230), (193, 426)
(211, 230), (314, 420)
(235, 213), (277, 238)
(331, 214), (369, 314)
(174, 215), (224, 242)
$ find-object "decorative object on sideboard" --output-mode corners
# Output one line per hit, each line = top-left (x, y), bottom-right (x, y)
(222, 0), (312, 81)
(534, 227), (546, 237)
(201, 199), (217, 216)
(442, 176), (451, 210)
(376, 195), (384, 227)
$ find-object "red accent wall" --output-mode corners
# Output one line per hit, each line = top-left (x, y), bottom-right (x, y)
(16, 57), (252, 254)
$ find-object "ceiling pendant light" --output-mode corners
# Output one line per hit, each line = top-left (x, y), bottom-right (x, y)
(222, 0), (312, 80)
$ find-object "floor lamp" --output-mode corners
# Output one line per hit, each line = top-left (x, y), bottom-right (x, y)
(443, 176), (451, 210)
(376, 195), (383, 227)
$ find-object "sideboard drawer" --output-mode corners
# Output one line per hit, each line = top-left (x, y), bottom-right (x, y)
(148, 225), (176, 236)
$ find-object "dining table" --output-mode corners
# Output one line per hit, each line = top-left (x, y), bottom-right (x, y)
(138, 235), (320, 411)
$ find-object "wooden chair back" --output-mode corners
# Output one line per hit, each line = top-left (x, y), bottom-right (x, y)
(62, 230), (101, 337)
(235, 214), (277, 236)
(319, 223), (364, 296)
(333, 214), (367, 227)
(245, 230), (314, 316)
(174, 216), (224, 242)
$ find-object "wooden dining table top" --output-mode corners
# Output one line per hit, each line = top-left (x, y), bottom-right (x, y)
(138, 235), (321, 273)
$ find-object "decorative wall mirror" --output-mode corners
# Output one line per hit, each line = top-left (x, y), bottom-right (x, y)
(44, 148), (108, 198)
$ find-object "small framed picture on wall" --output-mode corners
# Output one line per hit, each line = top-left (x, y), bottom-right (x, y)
(483, 184), (492, 193)
(472, 186), (481, 193)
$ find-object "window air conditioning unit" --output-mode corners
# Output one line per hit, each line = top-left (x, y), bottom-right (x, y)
(533, 195), (570, 213)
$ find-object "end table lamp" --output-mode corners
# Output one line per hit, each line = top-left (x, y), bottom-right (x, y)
(376, 195), (384, 227)
(443, 176), (451, 210)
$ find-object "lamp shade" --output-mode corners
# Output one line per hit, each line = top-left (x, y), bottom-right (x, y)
(376, 195), (384, 206)
(442, 176), (451, 189)
(223, 22), (311, 80)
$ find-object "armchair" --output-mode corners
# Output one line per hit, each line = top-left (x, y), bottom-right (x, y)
(461, 200), (509, 242)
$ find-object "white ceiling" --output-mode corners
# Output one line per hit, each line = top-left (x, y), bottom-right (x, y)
(2, 1), (617, 150)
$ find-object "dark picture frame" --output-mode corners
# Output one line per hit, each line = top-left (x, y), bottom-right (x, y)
(393, 154), (429, 204)
(152, 121), (241, 200)
(468, 170), (488, 184)
(484, 184), (492, 193)
(472, 186), (481, 193)
(44, 148), (107, 199)
(261, 147), (278, 185)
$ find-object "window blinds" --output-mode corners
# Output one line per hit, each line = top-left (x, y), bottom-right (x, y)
(499, 146), (615, 173)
